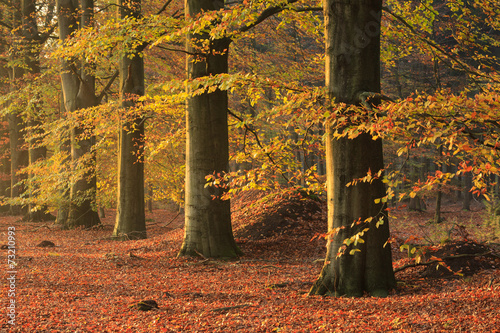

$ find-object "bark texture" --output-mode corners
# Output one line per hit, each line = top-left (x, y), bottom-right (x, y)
(23, 0), (53, 222)
(7, 0), (29, 216)
(57, 0), (100, 228)
(112, 0), (146, 240)
(178, 0), (241, 258)
(309, 0), (395, 297)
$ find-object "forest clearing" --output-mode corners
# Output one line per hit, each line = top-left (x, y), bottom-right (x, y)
(1, 192), (499, 332)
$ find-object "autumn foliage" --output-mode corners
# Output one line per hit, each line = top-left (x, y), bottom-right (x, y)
(1, 0), (500, 329)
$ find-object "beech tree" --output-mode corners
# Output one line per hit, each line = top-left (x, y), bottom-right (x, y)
(6, 0), (29, 216)
(309, 0), (396, 297)
(178, 0), (242, 258)
(1, 0), (55, 220)
(57, 0), (101, 228)
(112, 0), (147, 240)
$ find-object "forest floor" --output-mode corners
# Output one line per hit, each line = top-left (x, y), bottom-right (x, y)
(1, 191), (499, 332)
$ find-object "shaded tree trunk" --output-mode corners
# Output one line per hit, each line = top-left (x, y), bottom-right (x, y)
(7, 0), (28, 216)
(0, 38), (10, 213)
(463, 172), (472, 210)
(309, 0), (395, 297)
(434, 146), (443, 223)
(112, 0), (146, 240)
(178, 0), (241, 258)
(23, 0), (53, 222)
(57, 0), (100, 228)
(56, 94), (71, 224)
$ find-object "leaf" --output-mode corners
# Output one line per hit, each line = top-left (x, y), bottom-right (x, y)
(349, 249), (361, 255)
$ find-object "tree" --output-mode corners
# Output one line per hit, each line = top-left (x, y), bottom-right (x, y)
(23, 0), (55, 222)
(309, 0), (396, 297)
(57, 0), (101, 228)
(112, 0), (146, 240)
(6, 0), (29, 216)
(178, 0), (242, 258)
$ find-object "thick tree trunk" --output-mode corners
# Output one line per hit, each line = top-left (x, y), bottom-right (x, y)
(309, 0), (395, 297)
(57, 0), (100, 228)
(178, 0), (241, 258)
(112, 0), (146, 240)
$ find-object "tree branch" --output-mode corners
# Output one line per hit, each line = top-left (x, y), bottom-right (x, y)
(228, 109), (290, 183)
(382, 6), (500, 86)
(239, 0), (320, 33)
(156, 0), (174, 15)
(96, 70), (119, 104)
(358, 91), (395, 111)
(394, 251), (492, 273)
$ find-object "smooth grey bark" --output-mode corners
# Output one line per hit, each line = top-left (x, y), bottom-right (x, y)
(57, 0), (100, 228)
(309, 0), (395, 297)
(178, 0), (241, 258)
(112, 0), (146, 240)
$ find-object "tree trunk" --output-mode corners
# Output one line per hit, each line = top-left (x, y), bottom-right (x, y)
(0, 46), (10, 214)
(22, 0), (53, 222)
(434, 146), (443, 223)
(57, 0), (100, 228)
(178, 0), (241, 258)
(56, 94), (71, 224)
(309, 0), (395, 297)
(7, 0), (28, 216)
(463, 172), (472, 210)
(112, 0), (146, 240)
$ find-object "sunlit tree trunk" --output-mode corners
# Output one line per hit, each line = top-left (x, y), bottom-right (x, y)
(178, 0), (241, 258)
(309, 0), (395, 297)
(112, 0), (146, 240)
(57, 0), (100, 228)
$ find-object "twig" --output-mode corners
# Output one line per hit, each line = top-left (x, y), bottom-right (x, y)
(228, 109), (290, 183)
(29, 224), (52, 232)
(146, 210), (182, 228)
(394, 251), (492, 273)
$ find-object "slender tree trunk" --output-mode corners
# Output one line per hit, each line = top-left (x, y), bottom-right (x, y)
(178, 0), (241, 258)
(112, 0), (146, 240)
(22, 0), (53, 222)
(57, 0), (100, 228)
(0, 49), (10, 213)
(463, 172), (472, 210)
(7, 0), (28, 216)
(434, 146), (443, 223)
(56, 94), (71, 224)
(309, 0), (395, 297)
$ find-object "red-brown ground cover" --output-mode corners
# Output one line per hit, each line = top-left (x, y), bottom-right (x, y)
(1, 193), (499, 332)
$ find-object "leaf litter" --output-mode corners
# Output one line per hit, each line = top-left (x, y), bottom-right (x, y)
(0, 192), (499, 332)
